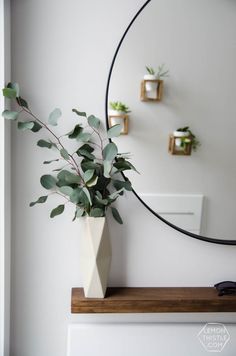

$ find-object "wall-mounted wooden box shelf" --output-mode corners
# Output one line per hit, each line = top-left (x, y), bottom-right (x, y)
(108, 115), (129, 135)
(140, 79), (163, 102)
(168, 135), (192, 155)
(71, 287), (236, 314)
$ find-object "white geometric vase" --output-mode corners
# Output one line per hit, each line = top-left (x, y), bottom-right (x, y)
(80, 217), (111, 298)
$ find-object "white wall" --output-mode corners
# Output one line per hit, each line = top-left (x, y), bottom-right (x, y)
(0, 0), (11, 355)
(10, 1), (236, 356)
(0, 1), (5, 350)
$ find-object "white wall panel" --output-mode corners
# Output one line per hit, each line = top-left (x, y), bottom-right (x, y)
(140, 194), (204, 233)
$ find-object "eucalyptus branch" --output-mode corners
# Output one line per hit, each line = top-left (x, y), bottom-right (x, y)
(2, 83), (137, 223)
(18, 104), (84, 181)
(88, 125), (104, 152)
(22, 106), (63, 146)
(88, 139), (101, 150)
(55, 191), (71, 203)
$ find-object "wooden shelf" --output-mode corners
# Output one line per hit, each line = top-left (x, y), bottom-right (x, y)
(71, 287), (236, 314)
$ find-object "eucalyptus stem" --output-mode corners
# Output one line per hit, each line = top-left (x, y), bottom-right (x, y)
(87, 140), (101, 150)
(87, 124), (104, 154)
(18, 104), (85, 183)
(55, 191), (71, 203)
(93, 127), (104, 151)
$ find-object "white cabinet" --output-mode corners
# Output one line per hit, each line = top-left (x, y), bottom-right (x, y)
(67, 322), (236, 356)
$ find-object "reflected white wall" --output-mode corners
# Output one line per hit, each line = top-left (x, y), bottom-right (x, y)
(109, 0), (236, 239)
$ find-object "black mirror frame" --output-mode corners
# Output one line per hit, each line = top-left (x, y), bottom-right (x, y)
(105, 0), (236, 246)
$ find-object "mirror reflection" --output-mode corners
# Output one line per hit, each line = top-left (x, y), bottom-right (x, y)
(108, 0), (236, 239)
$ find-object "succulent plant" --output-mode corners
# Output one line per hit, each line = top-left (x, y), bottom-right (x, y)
(109, 101), (131, 113)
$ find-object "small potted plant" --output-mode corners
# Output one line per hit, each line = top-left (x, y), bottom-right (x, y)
(109, 101), (131, 116)
(2, 82), (138, 298)
(173, 126), (201, 152)
(108, 101), (131, 135)
(144, 64), (169, 92)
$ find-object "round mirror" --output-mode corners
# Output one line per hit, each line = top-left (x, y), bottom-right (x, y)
(106, 0), (236, 244)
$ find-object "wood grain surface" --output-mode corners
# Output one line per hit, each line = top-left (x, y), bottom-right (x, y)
(71, 287), (236, 313)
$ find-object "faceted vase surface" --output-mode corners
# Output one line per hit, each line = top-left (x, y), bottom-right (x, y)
(80, 217), (111, 298)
